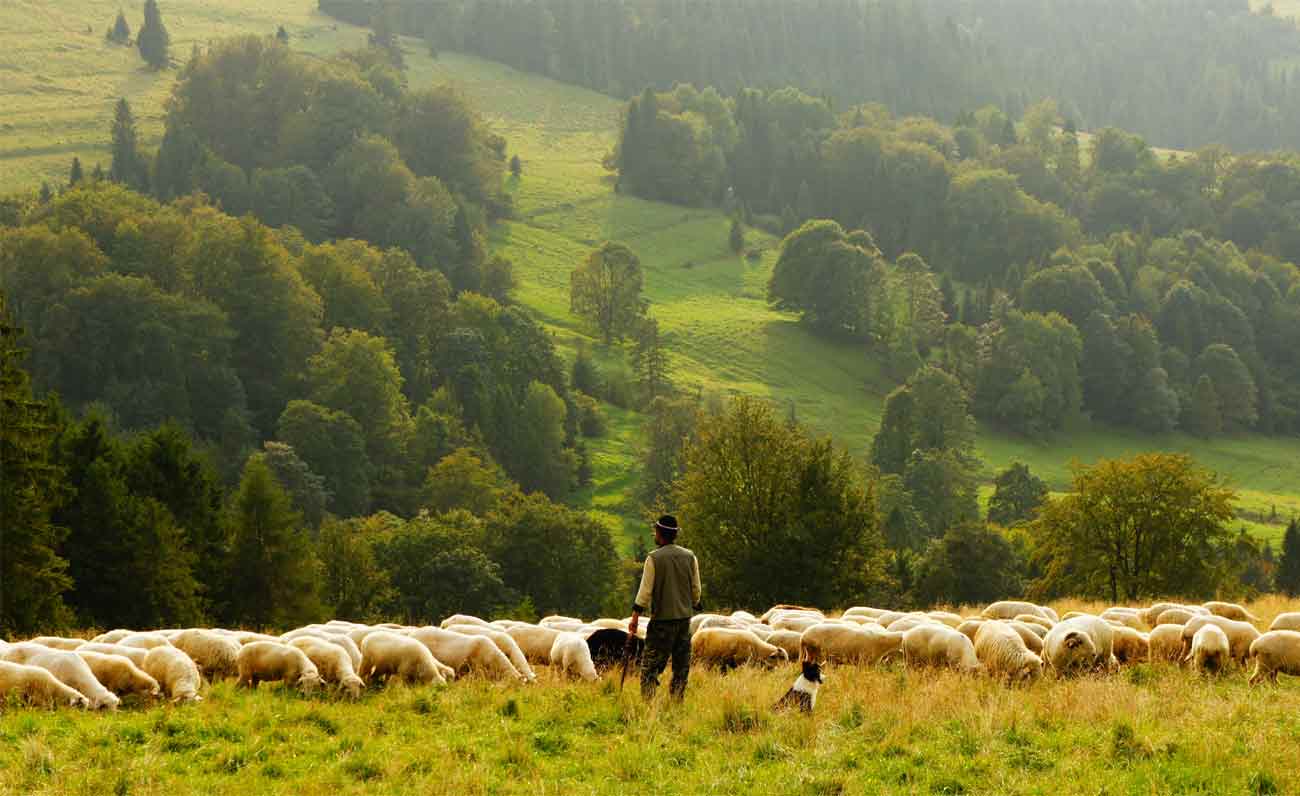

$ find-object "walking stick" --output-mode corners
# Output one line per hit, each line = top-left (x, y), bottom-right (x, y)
(618, 633), (635, 693)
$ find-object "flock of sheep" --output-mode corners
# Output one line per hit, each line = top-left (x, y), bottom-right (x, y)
(2, 599), (1298, 710)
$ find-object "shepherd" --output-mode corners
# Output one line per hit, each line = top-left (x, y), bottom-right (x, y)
(628, 515), (702, 701)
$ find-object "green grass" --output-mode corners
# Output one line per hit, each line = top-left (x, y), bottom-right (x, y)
(3, 7), (1298, 548)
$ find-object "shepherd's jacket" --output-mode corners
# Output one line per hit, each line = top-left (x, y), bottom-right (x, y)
(633, 543), (702, 620)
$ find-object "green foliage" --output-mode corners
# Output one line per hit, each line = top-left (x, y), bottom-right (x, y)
(107, 10), (131, 44)
(1029, 453), (1237, 602)
(569, 241), (645, 344)
(482, 493), (621, 617)
(137, 0), (170, 69)
(1196, 344), (1257, 432)
(768, 220), (881, 337)
(987, 462), (1048, 527)
(261, 441), (329, 529)
(109, 99), (148, 192)
(902, 449), (980, 540)
(0, 297), (71, 635)
(227, 453), (323, 628)
(1279, 520), (1300, 597)
(1184, 374), (1223, 438)
(307, 328), (412, 475)
(424, 447), (508, 516)
(674, 396), (885, 608)
(629, 316), (670, 405)
(277, 400), (373, 518)
(870, 367), (975, 476)
(511, 381), (574, 499)
(638, 395), (700, 508)
(374, 512), (509, 623)
(913, 523), (1024, 606)
(317, 514), (396, 621)
(975, 309), (1082, 437)
(728, 219), (744, 254)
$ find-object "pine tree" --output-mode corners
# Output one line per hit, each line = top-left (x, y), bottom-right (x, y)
(227, 454), (323, 627)
(137, 0), (170, 69)
(69, 157), (84, 186)
(630, 317), (671, 404)
(1278, 519), (1300, 597)
(510, 154), (522, 178)
(109, 98), (147, 191)
(0, 297), (72, 636)
(91, 162), (105, 182)
(38, 182), (53, 203)
(275, 25), (290, 44)
(108, 9), (131, 44)
(729, 218), (745, 253)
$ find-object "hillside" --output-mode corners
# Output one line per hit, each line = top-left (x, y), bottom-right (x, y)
(1, 3), (1297, 550)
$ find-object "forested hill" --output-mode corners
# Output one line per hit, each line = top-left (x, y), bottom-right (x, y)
(321, 0), (1300, 153)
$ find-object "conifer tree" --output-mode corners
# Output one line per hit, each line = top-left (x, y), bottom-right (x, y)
(69, 157), (84, 186)
(137, 0), (170, 69)
(110, 98), (147, 191)
(1278, 519), (1300, 597)
(631, 316), (671, 403)
(510, 154), (522, 177)
(729, 218), (745, 253)
(108, 10), (131, 44)
(276, 25), (290, 44)
(0, 297), (72, 635)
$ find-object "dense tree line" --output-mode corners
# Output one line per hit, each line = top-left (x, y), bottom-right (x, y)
(322, 0), (1300, 154)
(614, 85), (1300, 437)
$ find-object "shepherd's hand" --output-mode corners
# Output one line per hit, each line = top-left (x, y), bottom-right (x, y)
(629, 615), (639, 636)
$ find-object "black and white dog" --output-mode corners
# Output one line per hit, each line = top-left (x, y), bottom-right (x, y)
(774, 659), (822, 713)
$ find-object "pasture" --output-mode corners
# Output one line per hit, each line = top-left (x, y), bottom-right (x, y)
(2, 4), (1299, 551)
(4, 597), (1300, 796)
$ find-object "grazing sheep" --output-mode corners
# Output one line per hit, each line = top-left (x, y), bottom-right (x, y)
(1186, 624), (1230, 675)
(281, 631), (363, 672)
(870, 611), (910, 628)
(90, 629), (136, 645)
(692, 614), (742, 634)
(1013, 614), (1054, 632)
(550, 632), (599, 681)
(75, 651), (160, 699)
(1267, 613), (1300, 632)
(973, 622), (1043, 685)
(1154, 608), (1198, 627)
(440, 614), (491, 629)
(407, 627), (523, 681)
(117, 633), (173, 651)
(1180, 616), (1259, 664)
(0, 642), (53, 665)
(770, 613), (825, 634)
(956, 619), (986, 643)
(1202, 601), (1257, 624)
(236, 642), (322, 694)
(1147, 625), (1186, 664)
(730, 611), (759, 625)
(765, 630), (804, 661)
(692, 628), (790, 669)
(173, 630), (242, 679)
(1007, 622), (1046, 655)
(289, 637), (364, 698)
(358, 632), (446, 686)
(0, 661), (89, 708)
(446, 624), (536, 681)
(504, 625), (562, 665)
(30, 636), (86, 651)
(1099, 610), (1144, 631)
(539, 615), (585, 630)
(744, 625), (775, 641)
(230, 631), (281, 646)
(26, 650), (120, 710)
(925, 611), (965, 628)
(982, 601), (1054, 623)
(799, 623), (902, 666)
(75, 642), (148, 668)
(902, 625), (981, 673)
(1248, 630), (1300, 685)
(1109, 626), (1150, 665)
(143, 646), (203, 703)
(841, 607), (889, 620)
(886, 616), (939, 634)
(1043, 616), (1115, 675)
(759, 605), (824, 623)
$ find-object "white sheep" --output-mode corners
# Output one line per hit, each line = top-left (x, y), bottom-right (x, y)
(1201, 601), (1257, 624)
(1147, 624), (1186, 664)
(30, 636), (87, 651)
(75, 651), (160, 699)
(1154, 608), (1198, 626)
(406, 627), (523, 681)
(1186, 624), (1230, 674)
(549, 632), (599, 681)
(26, 650), (120, 710)
(0, 661), (89, 708)
(886, 615), (940, 634)
(973, 621), (1043, 684)
(236, 642), (322, 694)
(504, 625), (562, 665)
(1109, 625), (1150, 665)
(143, 646), (202, 703)
(1267, 613), (1300, 632)
(764, 629), (804, 661)
(0, 641), (53, 665)
(956, 619), (986, 643)
(173, 629), (242, 679)
(1007, 621), (1046, 655)
(89, 629), (136, 645)
(902, 624), (981, 673)
(1012, 614), (1054, 632)
(75, 642), (148, 667)
(358, 631), (446, 686)
(1248, 630), (1300, 685)
(799, 623), (902, 665)
(445, 624), (536, 681)
(117, 632), (174, 651)
(440, 614), (492, 629)
(290, 637), (364, 698)
(982, 601), (1055, 623)
(1043, 616), (1115, 675)
(692, 628), (790, 668)
(1180, 616), (1259, 664)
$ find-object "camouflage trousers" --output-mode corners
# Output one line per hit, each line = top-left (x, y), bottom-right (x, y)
(640, 618), (691, 700)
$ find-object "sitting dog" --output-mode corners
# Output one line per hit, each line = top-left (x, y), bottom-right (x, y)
(774, 659), (822, 712)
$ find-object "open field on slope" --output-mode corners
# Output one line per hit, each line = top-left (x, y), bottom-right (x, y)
(1, 7), (1297, 548)
(5, 597), (1300, 796)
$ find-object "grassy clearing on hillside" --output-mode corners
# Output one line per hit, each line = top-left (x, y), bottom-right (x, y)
(5, 598), (1300, 796)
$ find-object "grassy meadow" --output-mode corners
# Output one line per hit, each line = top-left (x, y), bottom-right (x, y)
(2, 4), (1300, 551)
(6, 597), (1300, 796)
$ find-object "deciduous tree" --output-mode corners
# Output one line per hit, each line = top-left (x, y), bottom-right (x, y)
(570, 241), (645, 343)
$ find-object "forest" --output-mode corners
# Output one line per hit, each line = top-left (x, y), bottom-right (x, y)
(322, 0), (1300, 152)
